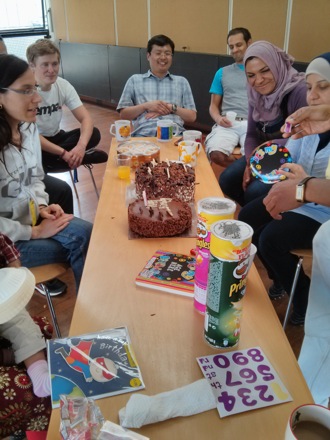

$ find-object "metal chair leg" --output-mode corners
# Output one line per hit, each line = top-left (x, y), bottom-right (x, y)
(283, 257), (304, 330)
(84, 164), (99, 199)
(39, 283), (62, 338)
(69, 170), (79, 199)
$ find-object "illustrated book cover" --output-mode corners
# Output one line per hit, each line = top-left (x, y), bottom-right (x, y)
(135, 249), (196, 297)
(47, 326), (145, 408)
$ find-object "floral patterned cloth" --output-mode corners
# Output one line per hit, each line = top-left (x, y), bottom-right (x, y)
(0, 317), (52, 438)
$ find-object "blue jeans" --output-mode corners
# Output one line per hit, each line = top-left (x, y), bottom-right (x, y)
(219, 156), (271, 206)
(16, 217), (92, 292)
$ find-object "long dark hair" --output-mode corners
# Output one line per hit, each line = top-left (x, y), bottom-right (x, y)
(0, 54), (30, 150)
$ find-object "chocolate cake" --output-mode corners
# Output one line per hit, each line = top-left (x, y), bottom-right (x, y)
(128, 198), (192, 238)
(135, 161), (195, 202)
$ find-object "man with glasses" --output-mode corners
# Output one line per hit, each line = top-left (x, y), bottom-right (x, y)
(117, 34), (197, 137)
(205, 27), (252, 167)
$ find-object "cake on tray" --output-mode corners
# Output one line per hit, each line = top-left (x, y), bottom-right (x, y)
(128, 198), (192, 238)
(135, 161), (195, 203)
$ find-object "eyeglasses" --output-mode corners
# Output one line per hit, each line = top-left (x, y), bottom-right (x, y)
(0, 86), (39, 96)
(151, 51), (173, 58)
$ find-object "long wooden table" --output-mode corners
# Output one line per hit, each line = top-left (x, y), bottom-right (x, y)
(47, 138), (312, 439)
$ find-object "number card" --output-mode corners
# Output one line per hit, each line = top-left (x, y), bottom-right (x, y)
(197, 347), (292, 417)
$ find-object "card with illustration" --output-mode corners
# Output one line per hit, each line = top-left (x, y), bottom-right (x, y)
(197, 346), (292, 417)
(47, 327), (145, 408)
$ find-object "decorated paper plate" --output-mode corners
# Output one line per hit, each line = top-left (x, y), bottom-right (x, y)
(250, 142), (292, 184)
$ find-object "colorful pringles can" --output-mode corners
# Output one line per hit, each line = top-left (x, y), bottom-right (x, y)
(194, 198), (236, 314)
(204, 219), (253, 349)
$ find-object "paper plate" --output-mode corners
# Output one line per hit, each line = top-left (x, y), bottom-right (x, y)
(250, 143), (292, 184)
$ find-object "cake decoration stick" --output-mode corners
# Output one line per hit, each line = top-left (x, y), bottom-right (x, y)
(147, 167), (152, 175)
(142, 190), (148, 207)
(151, 158), (157, 167)
(166, 168), (170, 179)
(183, 164), (187, 172)
(166, 206), (174, 217)
(166, 158), (171, 167)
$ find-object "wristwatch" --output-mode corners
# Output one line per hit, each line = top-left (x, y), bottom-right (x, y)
(295, 176), (315, 203)
(171, 103), (177, 114)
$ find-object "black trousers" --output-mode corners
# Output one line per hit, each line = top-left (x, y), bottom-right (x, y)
(238, 195), (321, 316)
(42, 127), (101, 172)
(43, 174), (74, 214)
(219, 156), (271, 206)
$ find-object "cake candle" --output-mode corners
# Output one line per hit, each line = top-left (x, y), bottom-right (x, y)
(142, 190), (148, 207)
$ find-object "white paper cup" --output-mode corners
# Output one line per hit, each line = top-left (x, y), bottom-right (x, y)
(183, 130), (202, 143)
(284, 404), (330, 439)
(226, 111), (237, 124)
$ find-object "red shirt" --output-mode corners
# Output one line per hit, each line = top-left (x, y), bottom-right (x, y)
(0, 233), (20, 267)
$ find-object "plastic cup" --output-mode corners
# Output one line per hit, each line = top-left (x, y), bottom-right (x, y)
(226, 111), (237, 124)
(116, 154), (131, 180)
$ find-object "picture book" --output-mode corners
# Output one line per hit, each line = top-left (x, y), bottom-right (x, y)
(135, 250), (196, 297)
(47, 326), (145, 408)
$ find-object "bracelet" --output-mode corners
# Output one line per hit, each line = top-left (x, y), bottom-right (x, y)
(59, 149), (66, 159)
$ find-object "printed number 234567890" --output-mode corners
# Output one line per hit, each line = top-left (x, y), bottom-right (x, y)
(197, 347), (292, 417)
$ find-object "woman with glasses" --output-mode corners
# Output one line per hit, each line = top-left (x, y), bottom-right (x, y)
(0, 54), (92, 292)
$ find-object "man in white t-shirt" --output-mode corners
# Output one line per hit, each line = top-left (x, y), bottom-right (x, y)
(26, 39), (107, 172)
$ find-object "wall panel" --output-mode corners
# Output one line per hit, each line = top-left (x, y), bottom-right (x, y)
(233, 0), (287, 48)
(51, 0), (67, 40)
(289, 0), (330, 62)
(65, 0), (115, 44)
(150, 0), (229, 55)
(60, 43), (111, 101)
(116, 0), (148, 48)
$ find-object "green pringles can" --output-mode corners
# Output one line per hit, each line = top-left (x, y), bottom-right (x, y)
(204, 220), (253, 349)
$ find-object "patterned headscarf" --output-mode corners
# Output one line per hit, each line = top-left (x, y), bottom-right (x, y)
(243, 41), (305, 122)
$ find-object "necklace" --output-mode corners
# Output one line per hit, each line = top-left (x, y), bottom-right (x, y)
(261, 122), (269, 133)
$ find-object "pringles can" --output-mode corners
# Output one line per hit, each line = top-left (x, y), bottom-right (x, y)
(204, 219), (253, 348)
(194, 198), (236, 314)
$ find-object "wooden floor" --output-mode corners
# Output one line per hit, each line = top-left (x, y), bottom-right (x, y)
(26, 102), (306, 358)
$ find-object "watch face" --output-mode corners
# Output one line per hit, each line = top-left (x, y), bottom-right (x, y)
(250, 142), (292, 184)
(296, 186), (304, 202)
